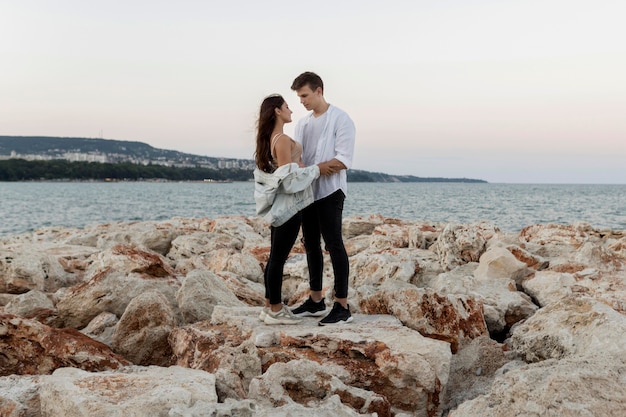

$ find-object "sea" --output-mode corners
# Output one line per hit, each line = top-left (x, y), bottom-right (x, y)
(1, 182), (625, 237)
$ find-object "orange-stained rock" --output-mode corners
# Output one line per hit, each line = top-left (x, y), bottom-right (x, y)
(39, 366), (219, 417)
(172, 306), (452, 417)
(169, 318), (261, 400)
(519, 223), (589, 247)
(0, 313), (129, 376)
(506, 244), (549, 270)
(359, 285), (488, 353)
(435, 223), (499, 271)
(111, 290), (177, 366)
(108, 244), (176, 278)
(2, 215), (626, 417)
(248, 359), (392, 417)
(54, 244), (180, 329)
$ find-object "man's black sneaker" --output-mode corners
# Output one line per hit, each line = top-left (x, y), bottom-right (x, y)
(318, 302), (353, 326)
(291, 296), (327, 317)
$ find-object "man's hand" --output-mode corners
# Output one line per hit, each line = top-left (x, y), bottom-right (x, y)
(318, 159), (346, 176)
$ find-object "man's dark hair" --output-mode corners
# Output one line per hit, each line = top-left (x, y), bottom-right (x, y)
(291, 71), (324, 93)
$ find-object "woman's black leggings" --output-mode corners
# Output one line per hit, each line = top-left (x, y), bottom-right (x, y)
(264, 212), (302, 305)
(301, 190), (349, 299)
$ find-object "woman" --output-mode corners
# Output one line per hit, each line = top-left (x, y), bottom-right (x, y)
(254, 94), (323, 325)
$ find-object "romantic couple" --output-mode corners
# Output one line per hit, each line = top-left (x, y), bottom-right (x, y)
(254, 71), (356, 326)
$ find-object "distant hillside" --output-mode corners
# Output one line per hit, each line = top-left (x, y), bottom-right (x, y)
(347, 170), (486, 183)
(0, 135), (218, 163)
(0, 136), (487, 183)
(0, 136), (154, 155)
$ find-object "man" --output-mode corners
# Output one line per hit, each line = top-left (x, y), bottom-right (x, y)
(289, 72), (356, 325)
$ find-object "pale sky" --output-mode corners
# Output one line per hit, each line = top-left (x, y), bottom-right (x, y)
(1, 0), (625, 183)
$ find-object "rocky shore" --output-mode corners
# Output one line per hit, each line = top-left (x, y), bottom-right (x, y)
(1, 215), (625, 417)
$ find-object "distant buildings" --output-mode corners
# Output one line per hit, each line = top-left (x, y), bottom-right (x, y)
(0, 150), (110, 163)
(0, 150), (255, 170)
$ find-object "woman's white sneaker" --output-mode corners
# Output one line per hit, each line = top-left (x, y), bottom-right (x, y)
(259, 307), (269, 321)
(264, 305), (302, 325)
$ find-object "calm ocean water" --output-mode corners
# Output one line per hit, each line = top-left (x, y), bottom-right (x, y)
(1, 182), (624, 237)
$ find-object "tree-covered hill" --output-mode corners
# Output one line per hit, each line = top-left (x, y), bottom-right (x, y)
(0, 135), (213, 162)
(0, 159), (249, 182)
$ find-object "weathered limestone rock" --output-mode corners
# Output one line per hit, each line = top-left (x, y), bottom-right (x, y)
(86, 243), (176, 278)
(370, 222), (410, 249)
(176, 269), (245, 324)
(358, 283), (488, 353)
(503, 243), (550, 270)
(168, 229), (264, 282)
(169, 314), (262, 401)
(1, 215), (625, 417)
(4, 289), (55, 322)
(61, 220), (184, 254)
(111, 290), (177, 366)
(344, 235), (372, 256)
(0, 293), (14, 307)
(169, 398), (259, 417)
(441, 335), (512, 414)
(217, 271), (266, 306)
(435, 222), (498, 271)
(608, 236), (626, 257)
(448, 355), (626, 417)
(212, 306), (451, 417)
(39, 366), (218, 417)
(342, 214), (385, 239)
(519, 222), (591, 247)
(521, 270), (577, 307)
(167, 231), (245, 260)
(0, 313), (129, 376)
(80, 311), (118, 346)
(248, 359), (390, 416)
(0, 375), (41, 417)
(349, 249), (420, 286)
(55, 245), (180, 329)
(0, 244), (86, 294)
(429, 263), (538, 334)
(209, 216), (265, 243)
(508, 296), (626, 362)
(203, 248), (264, 283)
(574, 239), (626, 271)
(473, 246), (533, 285)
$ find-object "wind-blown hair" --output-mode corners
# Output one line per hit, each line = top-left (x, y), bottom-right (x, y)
(255, 94), (284, 173)
(291, 71), (324, 93)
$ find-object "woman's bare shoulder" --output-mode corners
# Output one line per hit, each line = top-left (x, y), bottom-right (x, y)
(274, 134), (294, 147)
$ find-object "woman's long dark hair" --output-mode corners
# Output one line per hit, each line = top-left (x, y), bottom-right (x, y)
(255, 94), (284, 173)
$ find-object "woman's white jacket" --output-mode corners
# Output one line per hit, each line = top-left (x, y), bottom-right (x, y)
(254, 163), (320, 227)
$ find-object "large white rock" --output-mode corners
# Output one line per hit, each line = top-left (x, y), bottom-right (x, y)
(448, 355), (626, 417)
(473, 246), (532, 284)
(508, 296), (626, 361)
(430, 263), (538, 333)
(208, 306), (452, 417)
(435, 222), (498, 271)
(111, 290), (177, 366)
(0, 244), (88, 293)
(176, 269), (245, 324)
(249, 359), (385, 416)
(0, 374), (41, 417)
(521, 270), (576, 307)
(55, 245), (181, 329)
(39, 366), (218, 417)
(4, 289), (55, 317)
